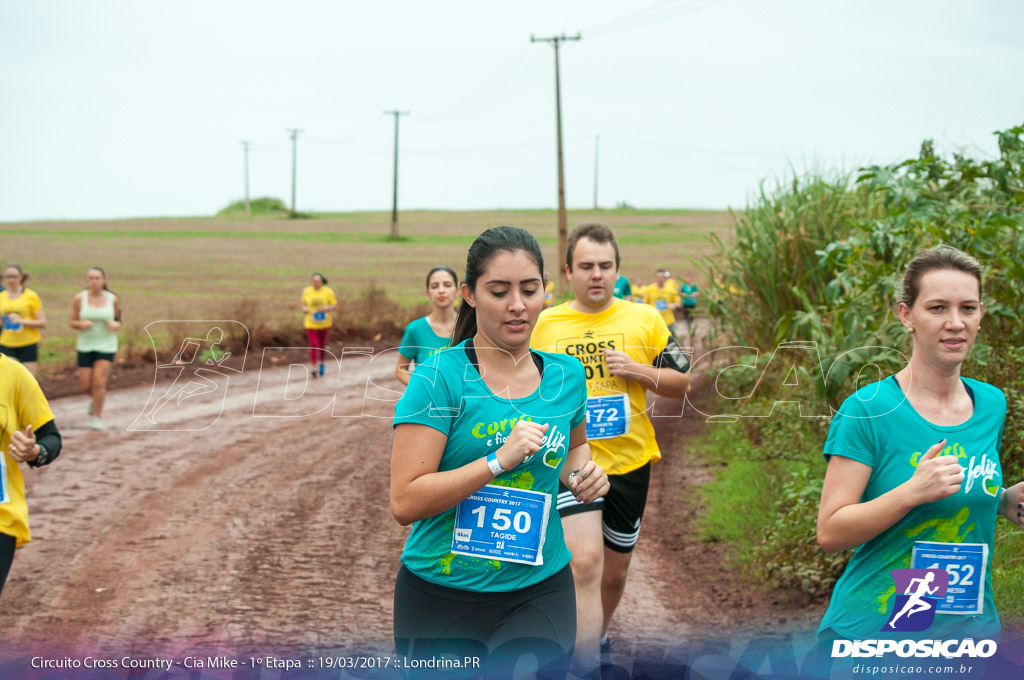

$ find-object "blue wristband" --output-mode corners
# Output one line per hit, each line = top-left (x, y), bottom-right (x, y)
(486, 451), (504, 476)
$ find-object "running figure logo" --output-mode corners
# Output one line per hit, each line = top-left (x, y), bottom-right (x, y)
(881, 568), (949, 633)
(129, 321), (248, 432)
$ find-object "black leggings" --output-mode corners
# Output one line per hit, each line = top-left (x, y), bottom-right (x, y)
(0, 532), (15, 598)
(394, 564), (576, 679)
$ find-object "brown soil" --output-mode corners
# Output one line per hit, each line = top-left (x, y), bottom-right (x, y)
(3, 341), (824, 659)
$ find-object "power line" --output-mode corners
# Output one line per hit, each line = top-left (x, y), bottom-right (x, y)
(418, 46), (537, 122)
(587, 0), (729, 37)
(420, 51), (551, 124)
(584, 0), (691, 34)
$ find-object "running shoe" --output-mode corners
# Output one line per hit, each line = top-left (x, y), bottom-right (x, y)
(600, 636), (613, 654)
(318, 363), (325, 377)
(90, 416), (105, 431)
(310, 367), (319, 379)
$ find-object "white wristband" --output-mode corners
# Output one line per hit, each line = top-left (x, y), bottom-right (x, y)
(486, 451), (504, 477)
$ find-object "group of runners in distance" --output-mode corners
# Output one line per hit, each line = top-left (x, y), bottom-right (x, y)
(388, 223), (1024, 678)
(3, 226), (1024, 678)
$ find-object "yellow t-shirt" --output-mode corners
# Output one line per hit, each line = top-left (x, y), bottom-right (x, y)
(641, 283), (681, 327)
(301, 285), (337, 330)
(531, 299), (672, 475)
(0, 355), (56, 546)
(0, 289), (43, 348)
(545, 280), (555, 308)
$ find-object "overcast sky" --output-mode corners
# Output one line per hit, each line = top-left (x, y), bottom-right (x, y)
(2, 0), (1022, 221)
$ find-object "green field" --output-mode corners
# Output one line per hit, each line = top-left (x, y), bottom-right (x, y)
(3, 208), (733, 373)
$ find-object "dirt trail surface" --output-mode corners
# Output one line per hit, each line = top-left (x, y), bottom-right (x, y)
(1, 348), (823, 659)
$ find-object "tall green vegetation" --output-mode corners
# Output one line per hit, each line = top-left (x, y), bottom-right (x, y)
(698, 123), (1024, 616)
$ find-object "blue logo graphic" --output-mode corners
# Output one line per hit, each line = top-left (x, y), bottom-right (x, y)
(881, 568), (948, 632)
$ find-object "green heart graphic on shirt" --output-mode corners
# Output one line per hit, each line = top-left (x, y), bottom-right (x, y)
(543, 448), (564, 468)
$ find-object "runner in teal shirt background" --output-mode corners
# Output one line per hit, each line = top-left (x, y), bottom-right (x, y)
(612, 273), (631, 300)
(395, 266), (458, 386)
(397, 316), (449, 370)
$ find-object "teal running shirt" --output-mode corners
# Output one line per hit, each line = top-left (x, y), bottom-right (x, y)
(613, 275), (632, 300)
(393, 339), (587, 592)
(398, 316), (450, 368)
(819, 376), (1006, 640)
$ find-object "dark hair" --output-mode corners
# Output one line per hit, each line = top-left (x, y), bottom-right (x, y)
(452, 226), (544, 345)
(566, 223), (620, 271)
(5, 262), (27, 285)
(89, 266), (112, 293)
(425, 266), (458, 288)
(900, 246), (983, 308)
(312, 272), (328, 285)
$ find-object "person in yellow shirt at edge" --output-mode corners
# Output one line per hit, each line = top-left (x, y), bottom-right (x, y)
(641, 268), (682, 331)
(532, 223), (691, 672)
(1, 352), (63, 598)
(300, 272), (337, 378)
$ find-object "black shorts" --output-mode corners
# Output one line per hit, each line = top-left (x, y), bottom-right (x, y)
(0, 343), (38, 363)
(393, 564), (575, 678)
(77, 351), (115, 368)
(556, 462), (651, 553)
(0, 532), (15, 598)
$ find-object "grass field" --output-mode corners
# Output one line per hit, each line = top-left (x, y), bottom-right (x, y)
(3, 208), (733, 373)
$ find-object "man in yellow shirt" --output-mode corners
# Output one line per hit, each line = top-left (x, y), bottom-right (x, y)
(532, 224), (690, 669)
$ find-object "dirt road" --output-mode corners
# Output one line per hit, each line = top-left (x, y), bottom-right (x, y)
(1, 347), (822, 659)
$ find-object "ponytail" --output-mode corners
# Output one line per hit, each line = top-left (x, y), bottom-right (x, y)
(451, 226), (544, 346)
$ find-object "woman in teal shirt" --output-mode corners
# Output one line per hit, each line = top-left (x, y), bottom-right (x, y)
(395, 266), (458, 387)
(391, 227), (609, 676)
(817, 246), (1024, 641)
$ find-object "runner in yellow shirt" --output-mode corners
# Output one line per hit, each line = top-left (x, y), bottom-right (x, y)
(544, 270), (556, 308)
(0, 264), (47, 377)
(532, 223), (690, 670)
(641, 268), (682, 331)
(1, 354), (63, 597)
(300, 272), (337, 378)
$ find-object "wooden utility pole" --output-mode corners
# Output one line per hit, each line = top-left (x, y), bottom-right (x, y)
(531, 32), (580, 279)
(286, 128), (303, 217)
(385, 110), (410, 240)
(241, 140), (252, 214)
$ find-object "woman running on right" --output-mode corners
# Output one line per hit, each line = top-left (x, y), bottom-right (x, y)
(0, 263), (47, 376)
(817, 246), (1023, 642)
(71, 266), (121, 431)
(394, 266), (458, 387)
